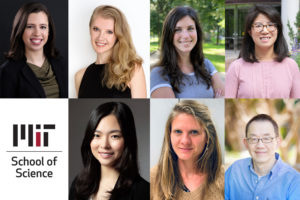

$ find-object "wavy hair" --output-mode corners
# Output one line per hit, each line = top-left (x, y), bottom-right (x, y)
(90, 5), (143, 91)
(74, 102), (139, 200)
(6, 2), (58, 60)
(239, 4), (289, 62)
(152, 100), (222, 199)
(155, 6), (212, 93)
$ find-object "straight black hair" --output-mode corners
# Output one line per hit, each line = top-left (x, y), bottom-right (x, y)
(74, 102), (139, 200)
(245, 114), (279, 137)
(239, 4), (289, 63)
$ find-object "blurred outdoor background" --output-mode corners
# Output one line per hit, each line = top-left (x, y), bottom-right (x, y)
(225, 99), (300, 172)
(150, 0), (225, 74)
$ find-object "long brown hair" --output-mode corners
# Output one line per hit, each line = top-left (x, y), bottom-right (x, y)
(6, 2), (58, 60)
(152, 100), (222, 199)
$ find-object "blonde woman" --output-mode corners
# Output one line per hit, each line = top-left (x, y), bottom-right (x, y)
(75, 5), (146, 98)
(151, 100), (224, 200)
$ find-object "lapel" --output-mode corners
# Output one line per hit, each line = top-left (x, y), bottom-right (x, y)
(20, 61), (45, 97)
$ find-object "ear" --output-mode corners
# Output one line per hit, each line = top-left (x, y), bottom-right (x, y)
(243, 138), (249, 150)
(248, 30), (252, 37)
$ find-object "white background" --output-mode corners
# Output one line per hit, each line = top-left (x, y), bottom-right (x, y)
(0, 99), (68, 200)
(69, 0), (150, 97)
(150, 99), (225, 168)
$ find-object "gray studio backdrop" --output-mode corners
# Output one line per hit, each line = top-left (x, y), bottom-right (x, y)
(69, 99), (150, 187)
(150, 99), (225, 168)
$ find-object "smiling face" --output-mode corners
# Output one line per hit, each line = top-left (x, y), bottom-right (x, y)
(173, 16), (197, 55)
(244, 120), (279, 166)
(90, 15), (117, 59)
(249, 13), (278, 52)
(170, 113), (207, 163)
(90, 114), (124, 167)
(22, 12), (49, 54)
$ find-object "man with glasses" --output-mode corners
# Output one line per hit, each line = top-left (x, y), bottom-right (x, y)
(225, 114), (300, 200)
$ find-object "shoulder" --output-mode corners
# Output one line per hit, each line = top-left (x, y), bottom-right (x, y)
(75, 67), (87, 79)
(151, 66), (164, 76)
(134, 176), (149, 188)
(226, 158), (250, 174)
(203, 58), (217, 74)
(281, 57), (299, 70)
(0, 59), (25, 72)
(130, 176), (150, 199)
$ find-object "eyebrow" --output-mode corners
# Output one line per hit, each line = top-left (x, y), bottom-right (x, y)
(94, 129), (121, 134)
(248, 133), (273, 137)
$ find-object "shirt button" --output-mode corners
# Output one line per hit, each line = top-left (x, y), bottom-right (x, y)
(256, 196), (259, 200)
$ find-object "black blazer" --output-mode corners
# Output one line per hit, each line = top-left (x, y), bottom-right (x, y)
(0, 57), (68, 98)
(69, 175), (150, 200)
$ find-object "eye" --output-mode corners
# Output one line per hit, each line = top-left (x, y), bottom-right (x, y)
(26, 25), (33, 29)
(173, 129), (182, 134)
(92, 27), (99, 32)
(41, 25), (47, 29)
(107, 30), (114, 34)
(190, 130), (199, 135)
(111, 134), (121, 139)
(174, 28), (181, 33)
(188, 27), (195, 31)
(94, 133), (100, 138)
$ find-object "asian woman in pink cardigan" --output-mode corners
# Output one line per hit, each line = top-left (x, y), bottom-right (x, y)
(225, 5), (300, 98)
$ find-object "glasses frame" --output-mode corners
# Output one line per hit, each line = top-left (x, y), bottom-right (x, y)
(252, 22), (277, 32)
(246, 136), (277, 144)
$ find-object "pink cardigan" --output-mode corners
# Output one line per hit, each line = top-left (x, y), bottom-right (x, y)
(225, 58), (300, 98)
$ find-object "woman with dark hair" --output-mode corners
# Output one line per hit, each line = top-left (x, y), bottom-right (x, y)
(69, 102), (149, 200)
(75, 5), (146, 98)
(150, 6), (224, 98)
(225, 4), (300, 98)
(0, 2), (67, 98)
(151, 100), (224, 200)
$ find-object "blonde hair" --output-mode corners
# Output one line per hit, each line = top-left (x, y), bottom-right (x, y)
(90, 5), (142, 91)
(153, 100), (222, 199)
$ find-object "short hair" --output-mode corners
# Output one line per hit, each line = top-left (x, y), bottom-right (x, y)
(245, 114), (279, 137)
(153, 100), (222, 199)
(239, 4), (289, 63)
(155, 6), (211, 93)
(6, 2), (58, 60)
(89, 5), (142, 91)
(75, 102), (139, 200)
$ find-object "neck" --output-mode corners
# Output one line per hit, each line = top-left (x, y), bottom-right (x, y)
(254, 46), (275, 61)
(96, 52), (111, 64)
(178, 159), (198, 177)
(25, 49), (45, 67)
(177, 54), (193, 74)
(100, 165), (120, 180)
(252, 156), (276, 176)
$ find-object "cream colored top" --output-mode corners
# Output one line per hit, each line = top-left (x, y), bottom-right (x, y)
(150, 165), (224, 200)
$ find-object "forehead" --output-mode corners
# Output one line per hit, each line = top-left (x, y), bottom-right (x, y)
(96, 114), (120, 130)
(92, 15), (114, 27)
(247, 120), (275, 137)
(171, 113), (201, 128)
(175, 16), (195, 27)
(253, 13), (271, 23)
(27, 12), (48, 24)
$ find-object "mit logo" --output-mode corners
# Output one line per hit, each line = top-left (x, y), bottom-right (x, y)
(13, 124), (55, 147)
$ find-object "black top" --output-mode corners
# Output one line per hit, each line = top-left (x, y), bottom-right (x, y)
(78, 63), (131, 98)
(69, 175), (150, 200)
(0, 57), (68, 98)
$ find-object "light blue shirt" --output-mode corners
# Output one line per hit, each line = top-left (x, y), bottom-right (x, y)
(225, 153), (300, 200)
(150, 58), (217, 98)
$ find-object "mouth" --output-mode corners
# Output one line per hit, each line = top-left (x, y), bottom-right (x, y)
(259, 36), (271, 42)
(255, 151), (266, 155)
(178, 147), (193, 152)
(99, 151), (114, 158)
(30, 38), (43, 45)
(95, 42), (107, 47)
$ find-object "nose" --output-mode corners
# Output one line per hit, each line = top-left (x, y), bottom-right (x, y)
(100, 135), (110, 149)
(180, 30), (190, 38)
(33, 27), (41, 35)
(261, 25), (269, 33)
(255, 139), (264, 147)
(180, 132), (192, 145)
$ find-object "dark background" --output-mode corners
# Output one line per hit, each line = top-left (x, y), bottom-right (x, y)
(69, 99), (150, 188)
(0, 0), (68, 65)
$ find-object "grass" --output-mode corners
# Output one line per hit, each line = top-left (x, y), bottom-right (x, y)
(150, 37), (225, 72)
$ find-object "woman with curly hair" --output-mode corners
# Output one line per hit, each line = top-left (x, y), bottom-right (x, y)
(75, 5), (146, 98)
(69, 102), (149, 200)
(151, 100), (224, 200)
(150, 6), (224, 98)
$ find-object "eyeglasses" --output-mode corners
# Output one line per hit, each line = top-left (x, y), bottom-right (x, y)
(252, 22), (277, 32)
(246, 137), (276, 144)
